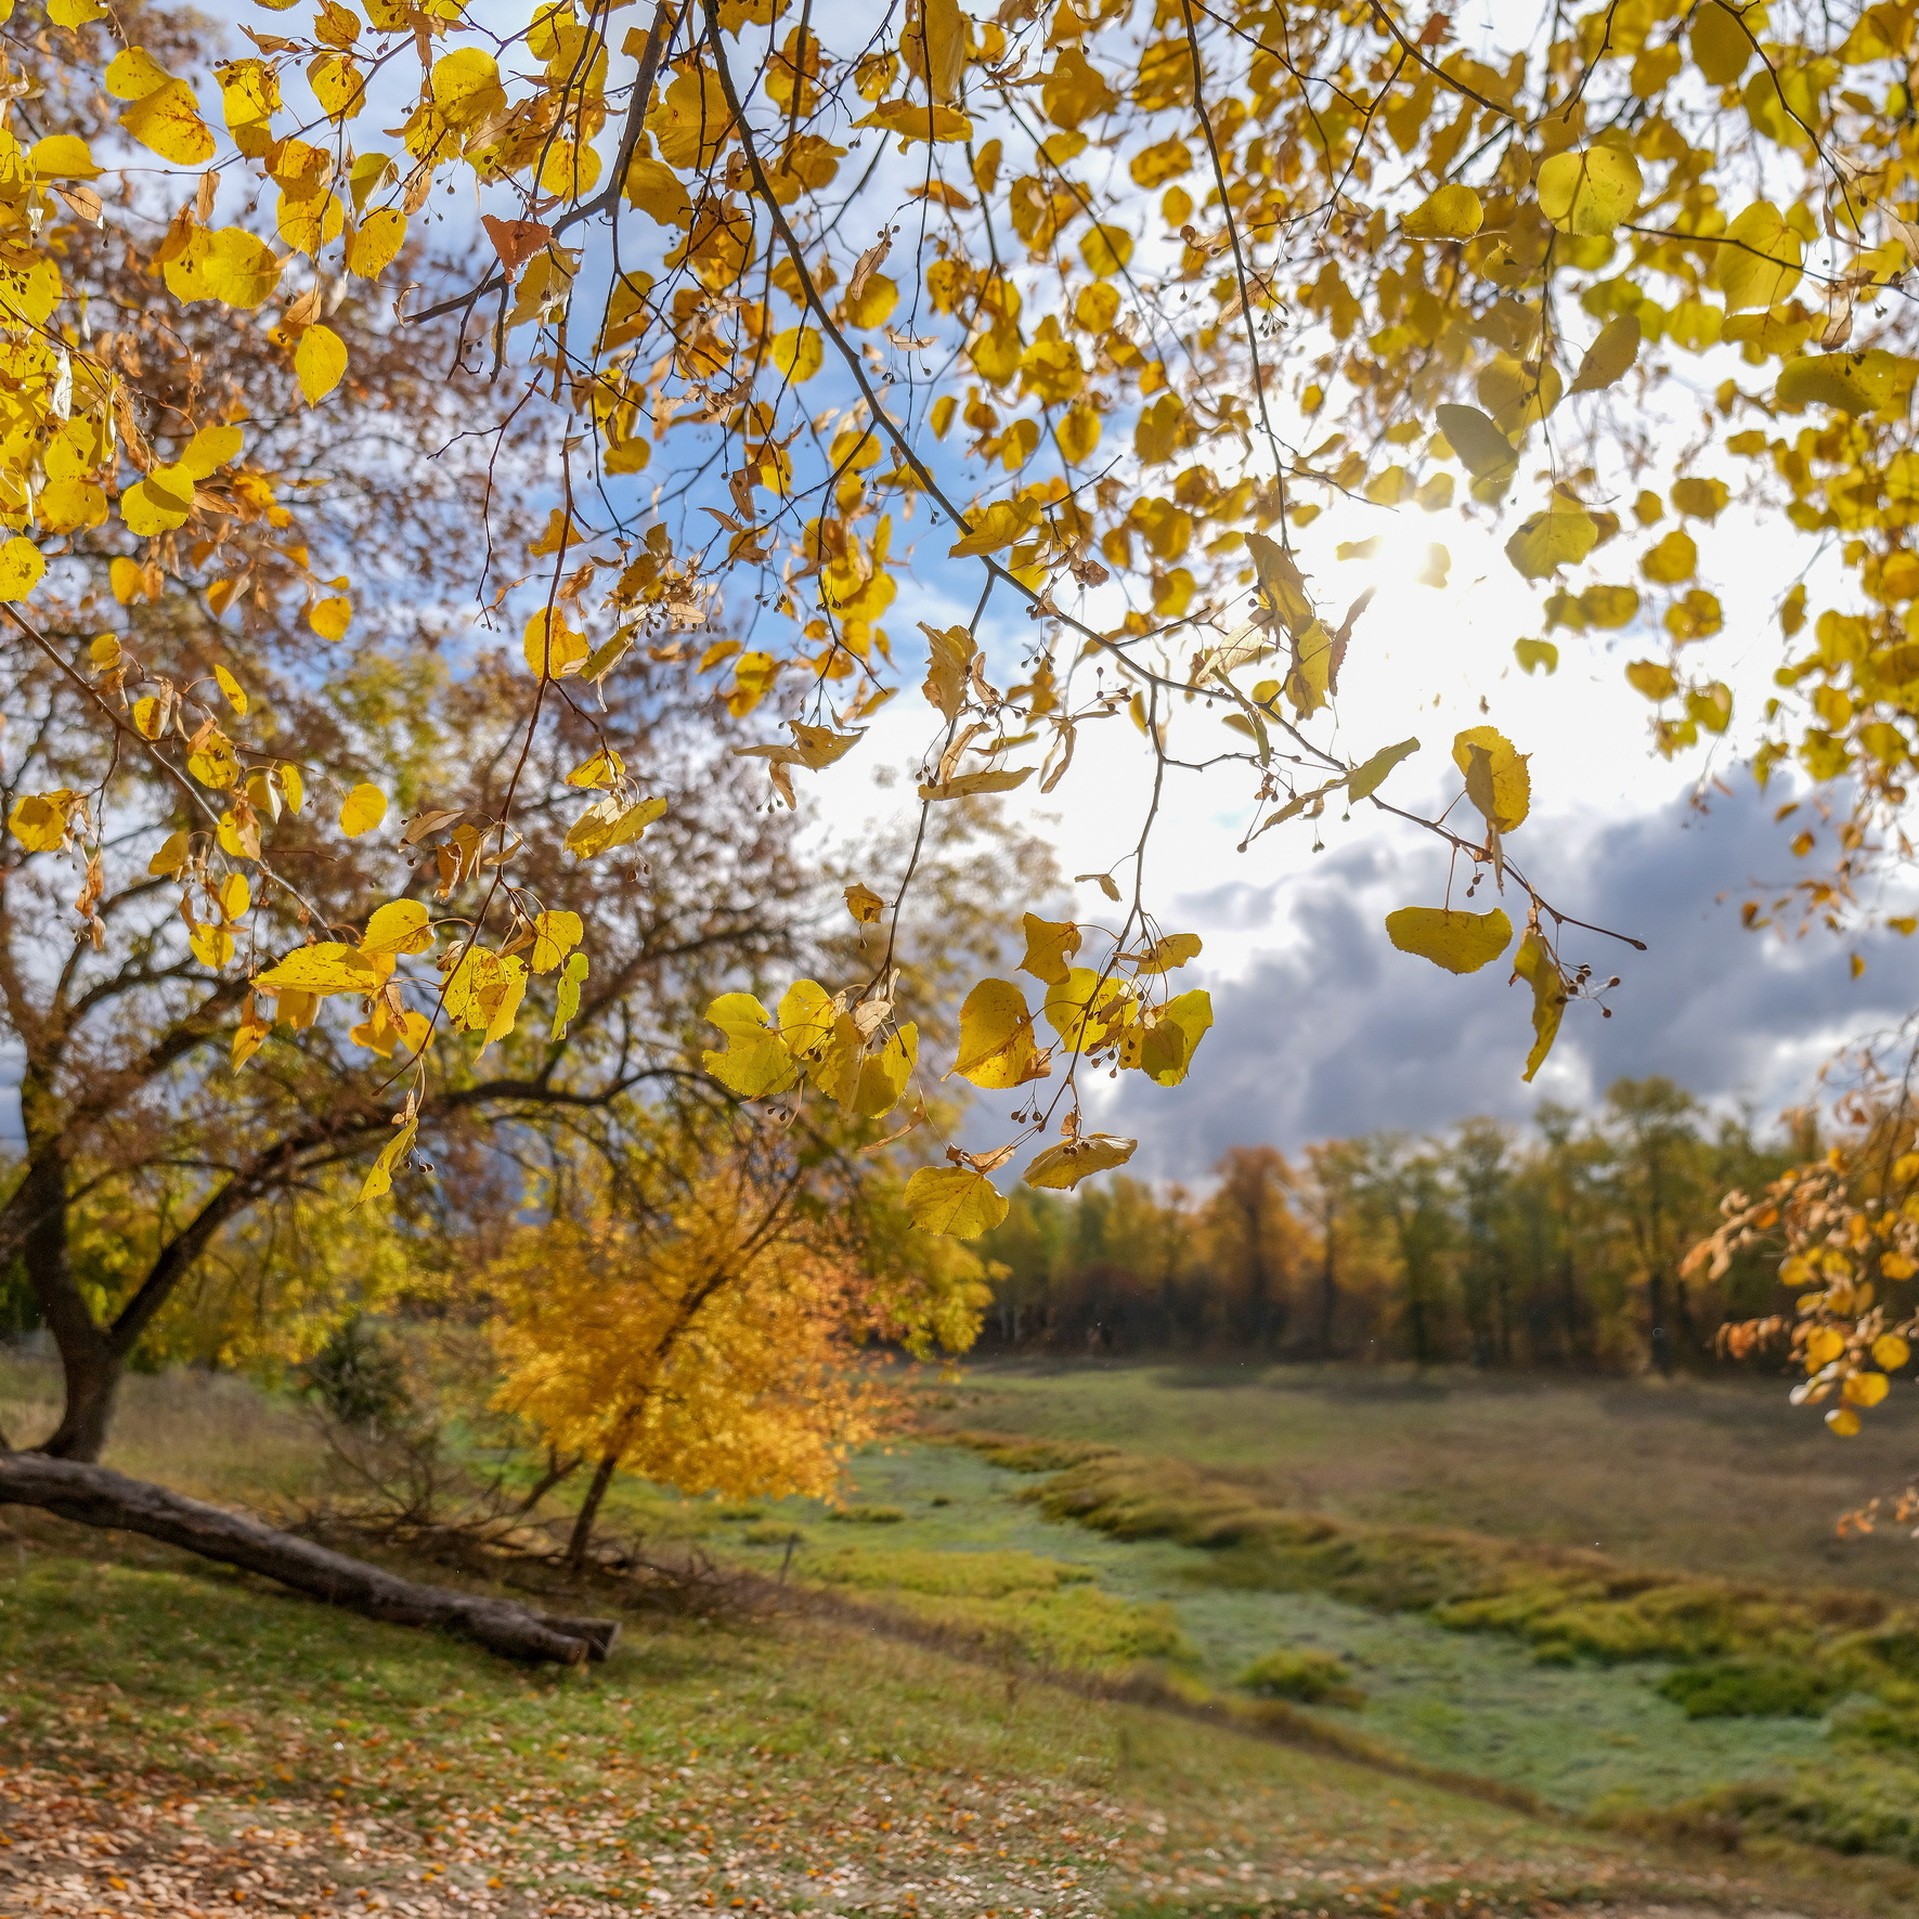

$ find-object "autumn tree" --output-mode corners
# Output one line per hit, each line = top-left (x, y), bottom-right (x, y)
(5, 0), (1919, 1616)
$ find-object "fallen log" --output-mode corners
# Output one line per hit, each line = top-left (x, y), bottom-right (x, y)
(0, 1452), (618, 1666)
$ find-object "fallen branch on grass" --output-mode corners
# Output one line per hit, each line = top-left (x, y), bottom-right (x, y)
(0, 1452), (618, 1666)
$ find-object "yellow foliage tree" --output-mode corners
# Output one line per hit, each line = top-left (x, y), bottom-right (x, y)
(486, 1151), (984, 1562)
(8, 0), (1919, 1515)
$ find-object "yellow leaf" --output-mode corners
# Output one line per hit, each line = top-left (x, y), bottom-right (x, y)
(1715, 201), (1802, 312)
(255, 941), (389, 995)
(213, 663), (248, 714)
(164, 226), (282, 309)
(523, 610), (590, 678)
(1626, 659), (1678, 701)
(361, 899), (433, 957)
(231, 1013), (271, 1072)
(854, 99), (974, 145)
(1827, 1406), (1862, 1437)
(189, 921), (235, 968)
(1569, 313), (1641, 395)
(148, 828), (190, 877)
(1347, 737), (1419, 802)
(310, 595), (353, 640)
(7, 790), (77, 852)
(530, 908), (583, 973)
(551, 949), (589, 1040)
(702, 991), (801, 1098)
(1044, 965), (1132, 1054)
(349, 1004), (430, 1058)
(121, 465), (197, 537)
(771, 327), (824, 383)
(844, 271), (898, 329)
(1436, 403), (1517, 482)
(1536, 145), (1641, 236)
(1843, 1371), (1890, 1408)
(345, 207), (407, 277)
(1805, 1325), (1845, 1369)
(1130, 933), (1202, 976)
(1385, 905), (1514, 974)
(339, 782), (387, 837)
(1019, 914), (1081, 985)
(1402, 182), (1483, 240)
(357, 1117), (417, 1206)
(0, 536), (44, 601)
(1691, 1), (1751, 85)
(917, 766), (1034, 802)
(1511, 929), (1568, 1082)
(105, 47), (171, 98)
(122, 77), (217, 166)
(1138, 988), (1211, 1087)
(28, 135), (100, 179)
(1078, 222), (1133, 277)
(844, 882), (886, 924)
(953, 978), (1046, 1088)
(565, 794), (666, 857)
(1024, 1133), (1136, 1191)
(1642, 528), (1697, 583)
(294, 323), (348, 404)
(903, 1164), (1007, 1238)
(566, 747), (625, 788)
(217, 872), (252, 920)
(816, 1016), (918, 1117)
(920, 623), (977, 719)
(1872, 1333), (1910, 1371)
(1505, 499), (1598, 578)
(1452, 725), (1530, 832)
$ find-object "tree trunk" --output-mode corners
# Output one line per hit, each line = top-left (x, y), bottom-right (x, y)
(1647, 1271), (1675, 1376)
(1315, 1233), (1338, 1360)
(567, 1450), (622, 1569)
(0, 1453), (618, 1666)
(14, 1134), (122, 1462)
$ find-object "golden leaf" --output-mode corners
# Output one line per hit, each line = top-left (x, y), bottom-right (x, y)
(1024, 1133), (1137, 1190)
(339, 782), (387, 837)
(903, 1164), (1007, 1238)
(953, 978), (1046, 1088)
(1384, 906), (1514, 974)
(294, 323), (348, 404)
(1536, 145), (1641, 236)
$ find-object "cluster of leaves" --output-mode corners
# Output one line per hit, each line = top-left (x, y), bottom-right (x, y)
(5, 0), (1919, 1253)
(1691, 1049), (1919, 1437)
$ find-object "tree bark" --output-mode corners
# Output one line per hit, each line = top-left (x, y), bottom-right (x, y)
(567, 1449), (622, 1569)
(14, 1133), (122, 1462)
(0, 1453), (618, 1666)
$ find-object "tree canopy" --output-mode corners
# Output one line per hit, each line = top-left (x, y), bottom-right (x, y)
(6, 0), (1919, 1279)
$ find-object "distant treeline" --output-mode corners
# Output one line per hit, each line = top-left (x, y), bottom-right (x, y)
(979, 1078), (1813, 1373)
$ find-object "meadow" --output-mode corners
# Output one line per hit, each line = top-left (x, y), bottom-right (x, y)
(8, 1352), (1919, 1915)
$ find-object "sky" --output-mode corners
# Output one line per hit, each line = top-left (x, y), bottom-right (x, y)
(171, 0), (1913, 1173)
(813, 488), (1911, 1174)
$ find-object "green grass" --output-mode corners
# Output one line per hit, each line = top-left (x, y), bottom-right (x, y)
(928, 1360), (1919, 1599)
(8, 1513), (1877, 1917)
(18, 1352), (1919, 1907)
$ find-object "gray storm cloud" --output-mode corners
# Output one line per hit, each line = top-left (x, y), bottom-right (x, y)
(1096, 782), (1918, 1176)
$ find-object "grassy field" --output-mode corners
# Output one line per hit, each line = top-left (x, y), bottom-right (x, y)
(9, 1351), (1919, 1914)
(923, 1362), (1919, 1599)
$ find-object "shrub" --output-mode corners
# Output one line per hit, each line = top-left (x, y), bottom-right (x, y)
(828, 1503), (905, 1524)
(1656, 1658), (1841, 1719)
(1238, 1647), (1365, 1708)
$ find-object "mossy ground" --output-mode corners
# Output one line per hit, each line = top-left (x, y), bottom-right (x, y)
(10, 1353), (1919, 1910)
